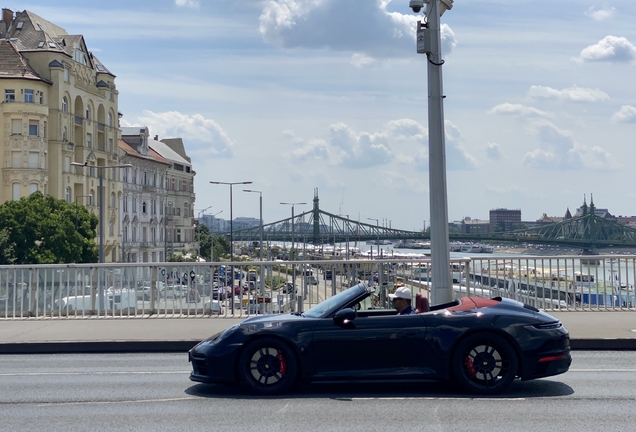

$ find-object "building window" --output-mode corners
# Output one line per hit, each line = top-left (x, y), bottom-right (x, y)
(123, 196), (128, 212)
(65, 187), (71, 203)
(86, 106), (91, 120)
(132, 227), (137, 242)
(29, 183), (38, 194)
(39, 92), (43, 104)
(110, 193), (116, 208)
(24, 89), (34, 103)
(11, 151), (21, 168)
(88, 192), (94, 206)
(132, 197), (137, 213)
(123, 226), (128, 242)
(86, 133), (92, 148)
(29, 120), (38, 136)
(64, 68), (69, 83)
(183, 203), (189, 218)
(11, 119), (22, 135)
(64, 156), (71, 172)
(28, 152), (39, 169)
(89, 165), (95, 177)
(4, 89), (15, 102)
(109, 221), (114, 236)
(142, 202), (147, 213)
(107, 113), (112, 127)
(109, 87), (114, 101)
(108, 138), (113, 153)
(62, 97), (68, 112)
(132, 169), (137, 184)
(123, 168), (129, 182)
(12, 183), (21, 201)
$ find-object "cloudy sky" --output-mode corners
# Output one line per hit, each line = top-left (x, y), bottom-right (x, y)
(24, 0), (636, 230)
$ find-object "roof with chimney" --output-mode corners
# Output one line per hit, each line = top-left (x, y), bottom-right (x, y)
(118, 140), (171, 166)
(1, 9), (114, 77)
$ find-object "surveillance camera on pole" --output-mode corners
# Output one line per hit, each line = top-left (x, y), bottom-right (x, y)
(409, 0), (454, 305)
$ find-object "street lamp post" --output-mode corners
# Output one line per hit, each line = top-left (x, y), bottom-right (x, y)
(244, 189), (264, 295)
(196, 205), (213, 259)
(72, 159), (132, 310)
(281, 202), (306, 312)
(412, 0), (454, 304)
(210, 181), (252, 314)
(367, 218), (380, 259)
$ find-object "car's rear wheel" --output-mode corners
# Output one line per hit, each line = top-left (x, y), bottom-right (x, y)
(238, 337), (297, 395)
(452, 332), (518, 395)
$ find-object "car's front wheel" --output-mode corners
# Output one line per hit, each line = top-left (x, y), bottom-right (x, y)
(238, 337), (297, 395)
(452, 332), (518, 395)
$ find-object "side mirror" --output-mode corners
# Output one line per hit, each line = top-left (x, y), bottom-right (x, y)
(333, 308), (357, 326)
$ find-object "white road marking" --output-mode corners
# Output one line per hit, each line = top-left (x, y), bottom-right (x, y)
(36, 397), (197, 407)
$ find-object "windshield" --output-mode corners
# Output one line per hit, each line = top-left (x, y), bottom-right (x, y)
(303, 283), (370, 318)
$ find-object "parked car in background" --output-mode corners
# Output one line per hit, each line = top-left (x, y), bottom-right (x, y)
(203, 299), (224, 315)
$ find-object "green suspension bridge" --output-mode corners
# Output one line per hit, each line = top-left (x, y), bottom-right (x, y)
(227, 190), (636, 249)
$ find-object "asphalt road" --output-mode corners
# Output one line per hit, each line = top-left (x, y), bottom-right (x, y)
(1, 352), (635, 431)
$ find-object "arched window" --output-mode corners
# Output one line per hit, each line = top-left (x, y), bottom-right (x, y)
(86, 105), (91, 120)
(142, 201), (147, 213)
(110, 192), (116, 208)
(65, 187), (71, 203)
(89, 190), (95, 206)
(183, 202), (189, 218)
(62, 96), (68, 112)
(107, 113), (112, 127)
(29, 183), (38, 194)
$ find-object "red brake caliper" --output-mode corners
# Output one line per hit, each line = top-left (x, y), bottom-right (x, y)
(277, 351), (287, 375)
(465, 357), (476, 377)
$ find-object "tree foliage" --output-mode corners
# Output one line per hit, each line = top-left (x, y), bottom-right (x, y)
(195, 224), (230, 261)
(0, 192), (98, 264)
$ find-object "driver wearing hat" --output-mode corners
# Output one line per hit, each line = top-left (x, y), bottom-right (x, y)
(389, 286), (415, 315)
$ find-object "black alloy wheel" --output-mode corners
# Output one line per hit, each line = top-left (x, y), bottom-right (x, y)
(238, 337), (298, 395)
(452, 333), (518, 395)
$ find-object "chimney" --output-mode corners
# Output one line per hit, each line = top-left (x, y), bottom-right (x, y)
(154, 135), (158, 141)
(2, 8), (13, 25)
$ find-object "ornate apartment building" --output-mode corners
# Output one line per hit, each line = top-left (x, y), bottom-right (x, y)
(119, 127), (170, 263)
(121, 128), (197, 260)
(0, 9), (123, 261)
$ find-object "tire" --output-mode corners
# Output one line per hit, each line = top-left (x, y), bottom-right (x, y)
(452, 332), (518, 395)
(238, 337), (297, 395)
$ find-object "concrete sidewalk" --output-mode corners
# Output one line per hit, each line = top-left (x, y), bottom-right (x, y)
(1, 311), (635, 354)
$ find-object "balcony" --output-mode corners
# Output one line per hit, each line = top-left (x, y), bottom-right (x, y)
(97, 123), (105, 132)
(74, 115), (83, 126)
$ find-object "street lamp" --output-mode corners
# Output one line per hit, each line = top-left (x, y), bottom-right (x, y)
(411, 0), (453, 304)
(367, 218), (379, 259)
(72, 158), (132, 310)
(281, 201), (306, 312)
(196, 205), (214, 259)
(244, 189), (264, 295)
(210, 180), (252, 313)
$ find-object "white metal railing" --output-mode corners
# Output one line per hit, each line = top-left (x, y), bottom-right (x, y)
(0, 254), (634, 319)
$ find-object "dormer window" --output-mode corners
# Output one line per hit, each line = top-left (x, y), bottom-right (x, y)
(16, 22), (23, 30)
(73, 46), (88, 66)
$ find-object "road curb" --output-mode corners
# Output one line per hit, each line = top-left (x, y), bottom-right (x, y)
(1, 339), (636, 354)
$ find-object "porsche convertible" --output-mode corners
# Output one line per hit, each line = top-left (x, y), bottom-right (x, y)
(189, 283), (571, 395)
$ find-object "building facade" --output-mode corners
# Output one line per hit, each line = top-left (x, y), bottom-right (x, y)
(489, 208), (522, 231)
(0, 9), (123, 261)
(119, 127), (170, 263)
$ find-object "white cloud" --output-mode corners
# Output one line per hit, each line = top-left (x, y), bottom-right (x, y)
(258, 0), (456, 57)
(585, 6), (615, 21)
(578, 36), (636, 63)
(612, 105), (636, 123)
(122, 110), (234, 159)
(486, 143), (502, 161)
(175, 0), (199, 8)
(489, 103), (548, 117)
(350, 53), (378, 68)
(524, 120), (618, 171)
(527, 85), (609, 102)
(444, 121), (478, 171)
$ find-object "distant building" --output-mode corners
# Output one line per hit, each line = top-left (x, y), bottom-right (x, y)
(489, 208), (521, 231)
(459, 217), (490, 234)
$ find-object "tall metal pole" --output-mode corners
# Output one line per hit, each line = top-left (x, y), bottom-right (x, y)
(244, 189), (265, 295)
(427, 0), (452, 305)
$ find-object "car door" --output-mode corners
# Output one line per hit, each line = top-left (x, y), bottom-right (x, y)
(309, 313), (434, 381)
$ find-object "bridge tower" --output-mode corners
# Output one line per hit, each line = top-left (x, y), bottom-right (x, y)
(313, 188), (321, 245)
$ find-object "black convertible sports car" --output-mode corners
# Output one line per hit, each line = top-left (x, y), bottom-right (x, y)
(189, 283), (571, 395)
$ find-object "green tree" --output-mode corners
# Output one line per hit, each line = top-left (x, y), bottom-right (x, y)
(0, 227), (16, 264)
(0, 192), (98, 264)
(194, 224), (231, 261)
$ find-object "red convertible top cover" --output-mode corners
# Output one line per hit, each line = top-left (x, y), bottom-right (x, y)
(447, 297), (500, 312)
